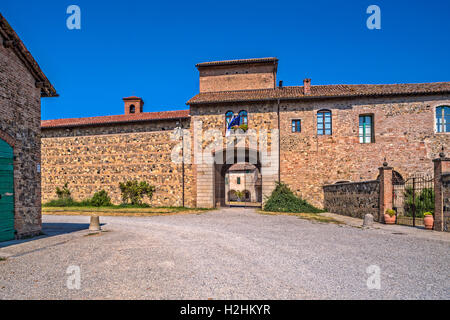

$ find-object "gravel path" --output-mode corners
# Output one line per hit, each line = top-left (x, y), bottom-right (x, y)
(0, 208), (448, 299)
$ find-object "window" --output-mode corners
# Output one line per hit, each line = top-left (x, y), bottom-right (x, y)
(291, 119), (301, 133)
(317, 110), (332, 135)
(225, 111), (234, 127)
(129, 104), (135, 114)
(237, 177), (241, 185)
(239, 110), (248, 125)
(436, 106), (450, 133)
(359, 115), (374, 143)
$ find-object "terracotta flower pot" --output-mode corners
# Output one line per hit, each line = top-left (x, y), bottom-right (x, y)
(384, 214), (396, 225)
(424, 215), (434, 230)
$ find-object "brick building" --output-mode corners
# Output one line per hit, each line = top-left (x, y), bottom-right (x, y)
(41, 58), (450, 209)
(0, 14), (57, 240)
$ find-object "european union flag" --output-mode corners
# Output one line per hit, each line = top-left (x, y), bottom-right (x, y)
(227, 115), (241, 129)
(226, 114), (241, 136)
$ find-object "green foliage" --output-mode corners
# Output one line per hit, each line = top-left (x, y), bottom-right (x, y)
(43, 198), (91, 207)
(239, 124), (248, 132)
(404, 187), (434, 218)
(55, 183), (71, 200)
(263, 182), (323, 213)
(235, 190), (245, 201)
(385, 209), (396, 217)
(119, 180), (155, 205)
(90, 190), (112, 207)
(423, 211), (433, 216)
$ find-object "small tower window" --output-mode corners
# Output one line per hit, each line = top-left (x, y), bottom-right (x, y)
(129, 104), (136, 114)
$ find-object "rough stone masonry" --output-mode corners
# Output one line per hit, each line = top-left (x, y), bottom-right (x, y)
(41, 58), (450, 209)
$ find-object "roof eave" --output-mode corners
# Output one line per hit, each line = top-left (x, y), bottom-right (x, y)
(187, 90), (450, 105)
(41, 115), (191, 130)
(0, 13), (58, 98)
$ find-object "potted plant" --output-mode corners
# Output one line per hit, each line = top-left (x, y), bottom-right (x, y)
(423, 212), (434, 230)
(384, 209), (396, 225)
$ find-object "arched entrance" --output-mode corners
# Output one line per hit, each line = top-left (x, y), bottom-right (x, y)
(213, 148), (262, 208)
(0, 138), (14, 241)
(224, 162), (262, 206)
(195, 146), (278, 209)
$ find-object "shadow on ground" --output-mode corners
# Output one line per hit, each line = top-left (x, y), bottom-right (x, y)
(0, 222), (105, 248)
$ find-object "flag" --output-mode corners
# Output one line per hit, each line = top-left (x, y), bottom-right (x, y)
(226, 114), (241, 137)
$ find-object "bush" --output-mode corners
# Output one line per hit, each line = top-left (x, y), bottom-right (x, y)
(263, 182), (323, 213)
(90, 190), (112, 207)
(404, 187), (434, 218)
(385, 209), (396, 217)
(56, 183), (71, 200)
(119, 180), (155, 205)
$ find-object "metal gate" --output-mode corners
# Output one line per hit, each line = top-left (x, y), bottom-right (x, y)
(0, 139), (14, 241)
(393, 173), (434, 228)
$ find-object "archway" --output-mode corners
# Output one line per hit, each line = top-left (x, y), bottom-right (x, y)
(213, 148), (262, 207)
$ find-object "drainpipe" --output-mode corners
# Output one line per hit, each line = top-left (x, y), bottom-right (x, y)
(178, 118), (185, 207)
(277, 99), (281, 182)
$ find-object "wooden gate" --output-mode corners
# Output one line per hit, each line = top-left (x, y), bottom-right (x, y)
(0, 139), (14, 241)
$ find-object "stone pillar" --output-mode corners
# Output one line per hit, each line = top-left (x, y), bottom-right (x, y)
(433, 151), (450, 231)
(378, 162), (393, 223)
(196, 163), (215, 208)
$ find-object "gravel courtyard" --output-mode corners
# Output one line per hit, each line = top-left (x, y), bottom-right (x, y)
(0, 208), (448, 300)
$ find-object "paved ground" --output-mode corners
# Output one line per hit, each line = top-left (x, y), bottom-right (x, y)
(0, 208), (448, 300)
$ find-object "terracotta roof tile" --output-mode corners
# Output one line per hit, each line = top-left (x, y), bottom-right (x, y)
(196, 57), (278, 68)
(41, 109), (190, 129)
(187, 82), (450, 105)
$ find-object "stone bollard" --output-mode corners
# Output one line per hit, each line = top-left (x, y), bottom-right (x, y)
(363, 214), (374, 227)
(89, 215), (101, 231)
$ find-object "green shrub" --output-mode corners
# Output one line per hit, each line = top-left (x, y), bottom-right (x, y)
(90, 190), (112, 207)
(56, 183), (71, 200)
(404, 187), (434, 218)
(423, 211), (433, 216)
(385, 209), (396, 217)
(263, 182), (323, 213)
(119, 180), (155, 205)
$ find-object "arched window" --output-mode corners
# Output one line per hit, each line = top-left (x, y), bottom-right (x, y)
(436, 106), (450, 133)
(239, 110), (248, 125)
(225, 111), (234, 127)
(129, 104), (136, 114)
(317, 109), (332, 135)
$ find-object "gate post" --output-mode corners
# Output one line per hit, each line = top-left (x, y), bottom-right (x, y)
(433, 150), (450, 231)
(378, 161), (393, 223)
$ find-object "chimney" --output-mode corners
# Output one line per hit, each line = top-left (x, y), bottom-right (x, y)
(303, 78), (311, 95)
(123, 96), (144, 115)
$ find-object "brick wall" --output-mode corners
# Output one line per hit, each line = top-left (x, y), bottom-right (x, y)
(41, 118), (195, 207)
(198, 63), (276, 93)
(0, 33), (42, 237)
(323, 180), (380, 219)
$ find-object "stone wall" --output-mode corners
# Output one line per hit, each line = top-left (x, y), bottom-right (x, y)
(0, 33), (42, 237)
(191, 95), (450, 209)
(41, 118), (195, 207)
(280, 95), (450, 208)
(323, 180), (380, 219)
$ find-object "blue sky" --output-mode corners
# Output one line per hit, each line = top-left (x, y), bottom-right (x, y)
(1, 0), (449, 120)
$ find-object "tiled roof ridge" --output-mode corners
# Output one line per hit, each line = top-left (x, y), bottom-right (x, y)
(187, 81), (450, 105)
(196, 57), (278, 68)
(42, 109), (190, 129)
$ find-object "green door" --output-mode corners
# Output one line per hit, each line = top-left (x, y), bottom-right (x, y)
(0, 139), (14, 241)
